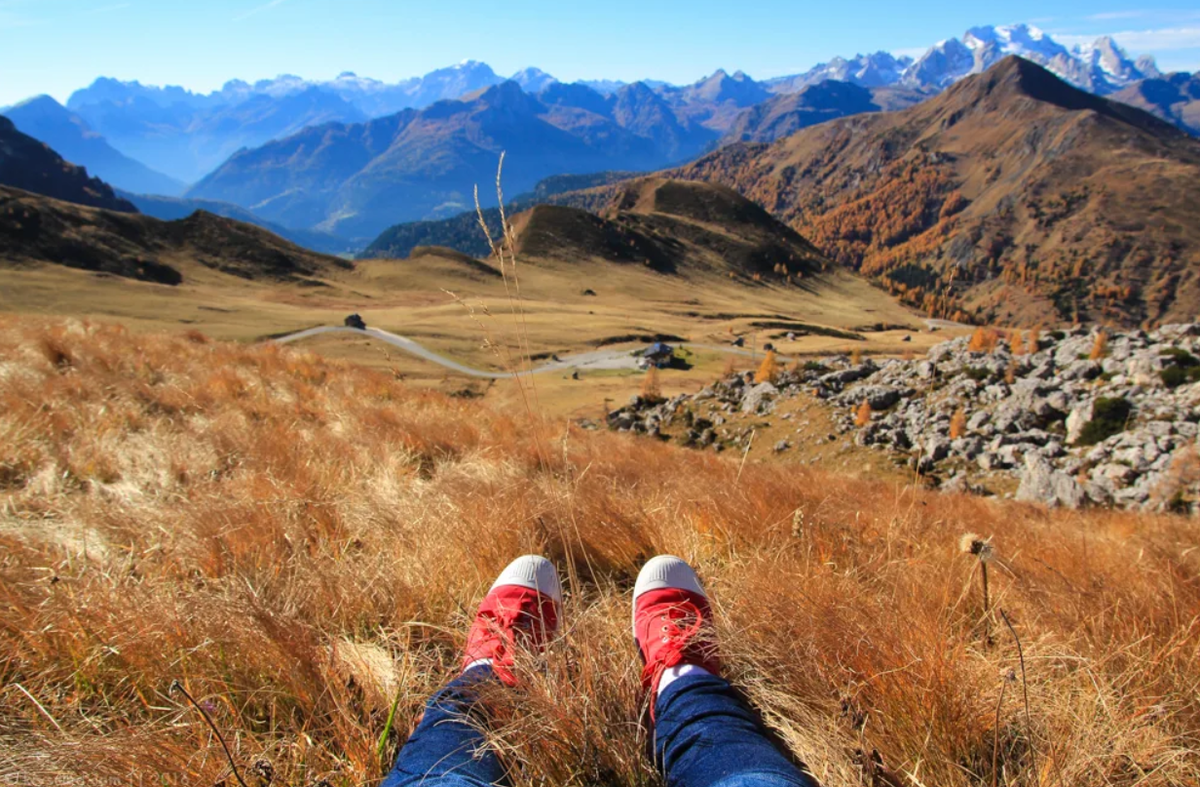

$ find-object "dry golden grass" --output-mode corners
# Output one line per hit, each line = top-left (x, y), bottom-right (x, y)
(2, 318), (1199, 787)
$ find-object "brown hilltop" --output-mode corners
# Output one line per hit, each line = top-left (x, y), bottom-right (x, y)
(0, 185), (350, 285)
(663, 56), (1200, 326)
(508, 177), (827, 281)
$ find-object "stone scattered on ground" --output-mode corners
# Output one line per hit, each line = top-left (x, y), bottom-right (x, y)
(604, 325), (1200, 513)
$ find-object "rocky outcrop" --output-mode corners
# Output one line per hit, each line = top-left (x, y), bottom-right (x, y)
(834, 325), (1200, 511)
(607, 324), (1200, 513)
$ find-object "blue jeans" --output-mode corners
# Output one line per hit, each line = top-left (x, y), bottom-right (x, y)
(382, 667), (818, 787)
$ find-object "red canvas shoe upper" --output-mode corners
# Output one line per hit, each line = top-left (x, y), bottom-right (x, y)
(462, 583), (559, 686)
(634, 586), (721, 697)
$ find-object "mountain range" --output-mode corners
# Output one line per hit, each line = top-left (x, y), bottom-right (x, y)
(6, 52), (1200, 331)
(664, 56), (1200, 327)
(1112, 72), (1200, 135)
(26, 24), (1187, 193)
(184, 80), (717, 239)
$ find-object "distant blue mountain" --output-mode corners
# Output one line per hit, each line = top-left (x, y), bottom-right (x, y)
(2, 96), (183, 195)
(118, 191), (358, 255)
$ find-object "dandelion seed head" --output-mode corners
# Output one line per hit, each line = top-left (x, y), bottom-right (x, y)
(959, 533), (995, 562)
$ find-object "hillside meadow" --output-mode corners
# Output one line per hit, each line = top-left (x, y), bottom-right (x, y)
(1, 317), (1198, 786)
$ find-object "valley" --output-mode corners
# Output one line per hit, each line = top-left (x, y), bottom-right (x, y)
(0, 177), (939, 419)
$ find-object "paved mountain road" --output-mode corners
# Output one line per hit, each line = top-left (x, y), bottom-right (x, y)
(270, 326), (804, 378)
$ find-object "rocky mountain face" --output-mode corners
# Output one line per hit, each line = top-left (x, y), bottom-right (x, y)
(764, 52), (916, 93)
(779, 25), (1161, 97)
(511, 67), (559, 94)
(722, 80), (929, 143)
(0, 116), (137, 213)
(609, 324), (1200, 513)
(2, 96), (183, 195)
(186, 81), (721, 239)
(1112, 72), (1200, 136)
(671, 57), (1200, 328)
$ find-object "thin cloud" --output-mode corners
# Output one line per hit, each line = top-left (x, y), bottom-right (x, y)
(235, 0), (290, 22)
(88, 3), (131, 14)
(1088, 11), (1146, 21)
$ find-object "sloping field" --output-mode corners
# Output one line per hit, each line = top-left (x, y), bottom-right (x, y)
(1, 318), (1197, 786)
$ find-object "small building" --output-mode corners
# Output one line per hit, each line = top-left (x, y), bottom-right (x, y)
(344, 313), (367, 330)
(644, 342), (675, 369)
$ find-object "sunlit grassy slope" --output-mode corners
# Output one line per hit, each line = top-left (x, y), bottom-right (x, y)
(1, 318), (1197, 786)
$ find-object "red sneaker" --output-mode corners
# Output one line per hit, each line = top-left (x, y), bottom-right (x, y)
(461, 555), (562, 686)
(633, 555), (721, 701)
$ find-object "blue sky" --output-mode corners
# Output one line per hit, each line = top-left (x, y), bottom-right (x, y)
(2, 0), (1199, 106)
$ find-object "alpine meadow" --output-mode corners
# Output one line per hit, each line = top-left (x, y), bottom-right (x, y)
(2, 5), (1199, 787)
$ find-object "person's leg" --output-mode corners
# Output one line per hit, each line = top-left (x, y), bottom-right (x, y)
(382, 664), (505, 787)
(383, 555), (562, 787)
(634, 556), (819, 787)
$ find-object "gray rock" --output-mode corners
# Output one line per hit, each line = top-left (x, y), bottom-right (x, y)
(1045, 391), (1071, 413)
(1112, 445), (1153, 470)
(952, 437), (984, 459)
(741, 382), (779, 414)
(977, 452), (1003, 471)
(1066, 401), (1094, 445)
(1094, 463), (1135, 485)
(926, 436), (952, 462)
(1040, 441), (1066, 458)
(941, 474), (986, 496)
(1016, 454), (1086, 508)
(819, 361), (878, 387)
(967, 411), (991, 431)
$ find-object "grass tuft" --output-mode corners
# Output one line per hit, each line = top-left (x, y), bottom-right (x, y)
(0, 317), (1197, 786)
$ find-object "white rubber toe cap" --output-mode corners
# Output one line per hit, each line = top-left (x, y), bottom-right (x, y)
(634, 555), (707, 600)
(491, 555), (562, 603)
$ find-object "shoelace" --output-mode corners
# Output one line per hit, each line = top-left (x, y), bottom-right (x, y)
(640, 600), (704, 688)
(480, 601), (555, 660)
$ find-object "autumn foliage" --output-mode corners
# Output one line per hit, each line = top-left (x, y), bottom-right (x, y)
(949, 408), (967, 439)
(641, 365), (662, 401)
(755, 350), (779, 384)
(968, 327), (1001, 353)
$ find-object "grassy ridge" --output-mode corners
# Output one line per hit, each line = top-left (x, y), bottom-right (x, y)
(1, 318), (1198, 785)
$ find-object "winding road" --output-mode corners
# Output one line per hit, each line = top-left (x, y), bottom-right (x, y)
(270, 326), (809, 379)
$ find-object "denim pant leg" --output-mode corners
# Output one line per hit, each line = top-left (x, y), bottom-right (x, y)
(654, 674), (820, 787)
(382, 665), (507, 787)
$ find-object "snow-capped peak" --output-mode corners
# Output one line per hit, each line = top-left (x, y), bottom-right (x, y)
(891, 22), (1157, 95)
(510, 67), (558, 93)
